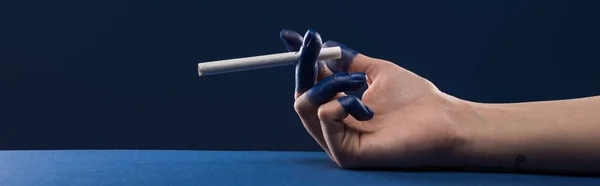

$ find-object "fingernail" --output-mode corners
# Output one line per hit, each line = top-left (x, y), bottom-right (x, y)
(295, 30), (322, 93)
(302, 29), (318, 47)
(280, 29), (291, 51)
(298, 29), (322, 63)
(280, 29), (296, 38)
(350, 72), (366, 81)
(280, 29), (303, 52)
(322, 41), (359, 73)
(305, 73), (367, 105)
(365, 105), (374, 116)
(338, 96), (374, 121)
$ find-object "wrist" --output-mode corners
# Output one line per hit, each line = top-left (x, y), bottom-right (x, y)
(446, 96), (600, 173)
(451, 101), (523, 171)
(427, 94), (492, 169)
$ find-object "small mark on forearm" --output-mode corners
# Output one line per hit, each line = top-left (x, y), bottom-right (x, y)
(515, 155), (526, 171)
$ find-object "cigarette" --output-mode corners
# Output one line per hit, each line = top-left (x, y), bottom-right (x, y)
(197, 46), (342, 76)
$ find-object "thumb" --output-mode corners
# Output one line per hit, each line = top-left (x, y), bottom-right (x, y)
(322, 41), (384, 83)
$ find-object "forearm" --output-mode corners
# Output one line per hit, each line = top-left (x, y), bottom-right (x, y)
(457, 96), (600, 174)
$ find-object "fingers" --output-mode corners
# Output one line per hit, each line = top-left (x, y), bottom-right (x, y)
(321, 41), (384, 83)
(296, 72), (369, 115)
(337, 95), (375, 121)
(280, 29), (303, 52)
(282, 30), (386, 90)
(282, 29), (335, 83)
(295, 72), (369, 154)
(322, 41), (358, 73)
(318, 96), (374, 168)
(305, 72), (367, 106)
(282, 29), (377, 166)
(295, 30), (322, 95)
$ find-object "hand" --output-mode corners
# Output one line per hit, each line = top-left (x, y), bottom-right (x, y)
(280, 29), (473, 169)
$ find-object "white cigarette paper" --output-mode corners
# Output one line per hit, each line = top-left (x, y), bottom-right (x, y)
(198, 46), (342, 76)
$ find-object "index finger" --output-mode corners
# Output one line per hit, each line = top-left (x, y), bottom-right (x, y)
(280, 29), (303, 52)
(295, 30), (323, 97)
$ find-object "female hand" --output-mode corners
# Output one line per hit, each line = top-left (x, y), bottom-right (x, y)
(280, 29), (472, 169)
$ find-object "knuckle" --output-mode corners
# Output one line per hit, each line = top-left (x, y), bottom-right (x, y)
(316, 106), (331, 119)
(293, 98), (313, 115)
(293, 100), (304, 113)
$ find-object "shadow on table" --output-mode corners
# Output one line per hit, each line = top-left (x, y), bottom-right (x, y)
(284, 157), (600, 186)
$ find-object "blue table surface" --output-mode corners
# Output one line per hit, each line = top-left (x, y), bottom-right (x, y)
(0, 150), (599, 186)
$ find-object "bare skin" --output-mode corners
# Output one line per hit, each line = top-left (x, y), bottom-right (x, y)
(288, 30), (600, 174)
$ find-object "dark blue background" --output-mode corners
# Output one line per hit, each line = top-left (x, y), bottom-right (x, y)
(1, 0), (599, 151)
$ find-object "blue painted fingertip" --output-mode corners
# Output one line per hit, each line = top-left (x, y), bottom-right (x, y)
(338, 95), (374, 121)
(302, 30), (322, 50)
(295, 29), (323, 93)
(350, 72), (366, 81)
(280, 29), (303, 51)
(306, 72), (367, 106)
(322, 41), (359, 73)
